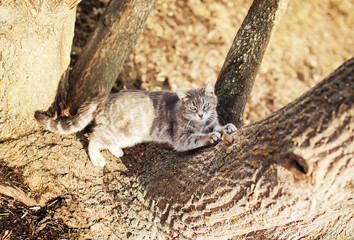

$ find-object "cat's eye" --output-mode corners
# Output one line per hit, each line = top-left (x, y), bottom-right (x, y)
(203, 103), (210, 109)
(189, 106), (197, 111)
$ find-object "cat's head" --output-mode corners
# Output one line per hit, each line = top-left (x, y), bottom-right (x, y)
(177, 81), (218, 122)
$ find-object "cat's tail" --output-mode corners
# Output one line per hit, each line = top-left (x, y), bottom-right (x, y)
(34, 101), (99, 135)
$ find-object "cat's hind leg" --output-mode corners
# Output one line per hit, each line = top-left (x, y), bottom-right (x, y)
(107, 145), (124, 158)
(88, 139), (106, 167)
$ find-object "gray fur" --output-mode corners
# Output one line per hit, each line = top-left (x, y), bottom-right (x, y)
(35, 81), (237, 167)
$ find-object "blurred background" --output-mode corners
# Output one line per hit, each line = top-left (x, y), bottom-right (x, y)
(71, 0), (353, 125)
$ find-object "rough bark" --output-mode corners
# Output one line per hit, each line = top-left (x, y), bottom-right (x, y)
(1, 58), (353, 239)
(59, 0), (156, 116)
(215, 0), (288, 128)
(0, 0), (352, 238)
(0, 0), (76, 140)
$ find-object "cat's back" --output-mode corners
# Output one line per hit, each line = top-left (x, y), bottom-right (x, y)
(144, 90), (179, 111)
(94, 90), (178, 140)
(93, 90), (155, 138)
(105, 89), (178, 112)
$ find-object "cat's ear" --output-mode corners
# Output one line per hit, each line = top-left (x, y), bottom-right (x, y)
(203, 80), (215, 96)
(176, 89), (190, 101)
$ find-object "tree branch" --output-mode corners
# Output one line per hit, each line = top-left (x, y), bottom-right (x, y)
(0, 184), (46, 207)
(215, 0), (288, 128)
(60, 0), (155, 115)
(123, 58), (354, 239)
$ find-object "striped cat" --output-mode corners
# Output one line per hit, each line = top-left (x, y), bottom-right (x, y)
(35, 81), (237, 167)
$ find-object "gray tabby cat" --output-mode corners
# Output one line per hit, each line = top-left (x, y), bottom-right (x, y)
(35, 81), (236, 167)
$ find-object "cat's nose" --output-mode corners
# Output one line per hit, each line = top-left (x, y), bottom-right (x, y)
(198, 114), (203, 119)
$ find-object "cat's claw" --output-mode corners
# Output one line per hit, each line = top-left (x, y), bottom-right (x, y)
(223, 123), (237, 134)
(210, 132), (221, 144)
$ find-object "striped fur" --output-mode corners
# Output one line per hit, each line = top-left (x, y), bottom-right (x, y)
(35, 101), (99, 135)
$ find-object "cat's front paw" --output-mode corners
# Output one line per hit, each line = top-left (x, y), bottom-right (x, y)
(209, 131), (221, 144)
(223, 123), (237, 134)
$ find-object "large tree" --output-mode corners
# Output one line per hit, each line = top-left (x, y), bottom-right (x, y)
(1, 0), (353, 239)
(0, 0), (76, 140)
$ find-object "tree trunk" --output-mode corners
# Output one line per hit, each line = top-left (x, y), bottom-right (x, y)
(0, 0), (155, 140)
(1, 0), (353, 239)
(59, 0), (156, 116)
(215, 0), (288, 128)
(0, 0), (76, 140)
(1, 58), (353, 239)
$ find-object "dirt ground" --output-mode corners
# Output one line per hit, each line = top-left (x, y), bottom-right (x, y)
(0, 160), (79, 239)
(1, 0), (353, 239)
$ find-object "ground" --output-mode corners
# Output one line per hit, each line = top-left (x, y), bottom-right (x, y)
(1, 0), (353, 238)
(0, 160), (78, 239)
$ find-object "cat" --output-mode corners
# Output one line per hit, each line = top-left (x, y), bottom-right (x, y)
(35, 81), (237, 167)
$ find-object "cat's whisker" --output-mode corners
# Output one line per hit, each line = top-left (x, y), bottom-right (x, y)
(184, 119), (192, 129)
(216, 115), (225, 125)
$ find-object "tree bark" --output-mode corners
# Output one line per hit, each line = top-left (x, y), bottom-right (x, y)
(215, 0), (288, 128)
(1, 58), (353, 239)
(1, 0), (352, 239)
(59, 0), (156, 116)
(0, 0), (76, 140)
